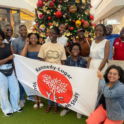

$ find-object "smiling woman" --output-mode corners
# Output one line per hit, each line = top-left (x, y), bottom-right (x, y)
(87, 24), (110, 74)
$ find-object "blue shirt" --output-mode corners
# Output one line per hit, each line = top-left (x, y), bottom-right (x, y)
(12, 37), (26, 55)
(27, 52), (39, 60)
(104, 34), (120, 60)
(66, 56), (87, 68)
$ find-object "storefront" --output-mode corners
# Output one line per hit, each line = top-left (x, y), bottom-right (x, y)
(0, 7), (35, 33)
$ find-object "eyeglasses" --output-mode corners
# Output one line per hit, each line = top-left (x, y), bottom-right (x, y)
(6, 29), (13, 32)
(108, 72), (118, 76)
(72, 49), (80, 51)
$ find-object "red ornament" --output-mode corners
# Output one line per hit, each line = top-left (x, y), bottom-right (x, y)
(48, 16), (51, 20)
(36, 23), (39, 26)
(45, 0), (47, 2)
(49, 23), (52, 26)
(91, 23), (94, 26)
(89, 14), (94, 21)
(46, 33), (49, 36)
(81, 19), (84, 24)
(73, 20), (75, 23)
(55, 11), (62, 18)
(83, 21), (89, 28)
(60, 1), (62, 4)
(38, 13), (44, 19)
(70, 27), (74, 31)
(53, 0), (55, 2)
(37, 0), (43, 7)
(48, 1), (54, 8)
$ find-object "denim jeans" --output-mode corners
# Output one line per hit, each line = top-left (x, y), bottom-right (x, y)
(0, 64), (20, 114)
(19, 82), (25, 100)
(48, 100), (58, 106)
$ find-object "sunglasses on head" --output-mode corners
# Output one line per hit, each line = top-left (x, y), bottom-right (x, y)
(6, 29), (13, 32)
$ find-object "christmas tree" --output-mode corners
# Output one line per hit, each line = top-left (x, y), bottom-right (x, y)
(33, 0), (95, 45)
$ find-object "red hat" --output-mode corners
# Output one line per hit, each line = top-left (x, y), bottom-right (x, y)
(77, 29), (85, 34)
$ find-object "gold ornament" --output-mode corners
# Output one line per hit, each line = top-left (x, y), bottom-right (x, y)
(47, 10), (51, 14)
(76, 36), (79, 39)
(54, 13), (56, 15)
(75, 0), (80, 3)
(40, 33), (46, 38)
(66, 31), (71, 37)
(63, 15), (66, 18)
(75, 20), (81, 28)
(69, 19), (71, 21)
(53, 21), (59, 27)
(90, 38), (94, 41)
(69, 5), (77, 13)
(82, 0), (86, 4)
(84, 31), (88, 37)
(42, 6), (47, 13)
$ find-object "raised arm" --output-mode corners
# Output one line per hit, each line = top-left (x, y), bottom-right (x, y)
(20, 38), (29, 56)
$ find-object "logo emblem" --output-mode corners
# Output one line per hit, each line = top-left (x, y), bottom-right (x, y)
(37, 70), (73, 104)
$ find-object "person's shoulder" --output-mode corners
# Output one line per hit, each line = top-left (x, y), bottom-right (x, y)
(62, 36), (67, 40)
(57, 42), (64, 47)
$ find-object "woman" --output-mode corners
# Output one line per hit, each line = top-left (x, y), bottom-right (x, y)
(20, 33), (44, 109)
(72, 29), (92, 57)
(38, 26), (66, 114)
(0, 29), (22, 117)
(87, 24), (110, 74)
(86, 65), (124, 124)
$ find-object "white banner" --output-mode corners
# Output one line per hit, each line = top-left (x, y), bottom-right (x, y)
(14, 55), (99, 116)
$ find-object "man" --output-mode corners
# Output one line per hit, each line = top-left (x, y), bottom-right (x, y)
(113, 27), (124, 60)
(104, 25), (120, 60)
(3, 24), (15, 45)
(12, 25), (27, 108)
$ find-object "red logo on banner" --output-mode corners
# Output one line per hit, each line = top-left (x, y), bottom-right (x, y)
(37, 70), (73, 104)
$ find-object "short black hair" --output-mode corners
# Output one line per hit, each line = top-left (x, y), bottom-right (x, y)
(70, 43), (81, 52)
(51, 26), (60, 35)
(4, 24), (12, 28)
(95, 24), (106, 36)
(104, 65), (124, 84)
(28, 33), (40, 40)
(19, 25), (27, 29)
(59, 23), (65, 27)
(0, 29), (5, 40)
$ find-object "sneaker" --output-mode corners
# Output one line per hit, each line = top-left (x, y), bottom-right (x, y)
(77, 113), (82, 119)
(17, 108), (23, 113)
(60, 109), (70, 116)
(19, 100), (25, 108)
(5, 113), (13, 117)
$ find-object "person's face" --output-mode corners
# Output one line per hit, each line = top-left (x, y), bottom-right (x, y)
(4, 26), (13, 37)
(71, 45), (80, 57)
(77, 31), (84, 39)
(29, 34), (38, 45)
(107, 69), (120, 83)
(49, 29), (58, 42)
(0, 35), (3, 45)
(120, 28), (124, 38)
(59, 24), (66, 35)
(95, 26), (104, 38)
(0, 12), (7, 20)
(13, 16), (20, 24)
(106, 26), (113, 35)
(19, 27), (27, 37)
(39, 38), (43, 44)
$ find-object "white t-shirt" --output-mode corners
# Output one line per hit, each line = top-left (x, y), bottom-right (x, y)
(46, 36), (67, 47)
(3, 37), (15, 45)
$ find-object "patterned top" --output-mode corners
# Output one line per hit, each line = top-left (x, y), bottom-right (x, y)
(66, 56), (87, 68)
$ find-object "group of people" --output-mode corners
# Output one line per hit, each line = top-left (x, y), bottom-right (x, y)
(0, 22), (124, 124)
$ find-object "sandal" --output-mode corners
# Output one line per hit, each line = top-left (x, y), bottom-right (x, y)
(54, 105), (59, 114)
(45, 105), (52, 113)
(39, 103), (44, 108)
(33, 103), (38, 109)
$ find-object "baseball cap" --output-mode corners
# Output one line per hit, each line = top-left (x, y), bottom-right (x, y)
(77, 29), (85, 34)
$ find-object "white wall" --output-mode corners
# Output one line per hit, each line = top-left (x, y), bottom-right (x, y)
(93, 0), (124, 23)
(0, 0), (38, 16)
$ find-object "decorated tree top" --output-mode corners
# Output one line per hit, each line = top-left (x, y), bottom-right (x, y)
(34, 0), (95, 43)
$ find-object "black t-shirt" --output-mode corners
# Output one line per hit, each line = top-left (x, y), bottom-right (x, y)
(0, 43), (12, 64)
(99, 94), (106, 110)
